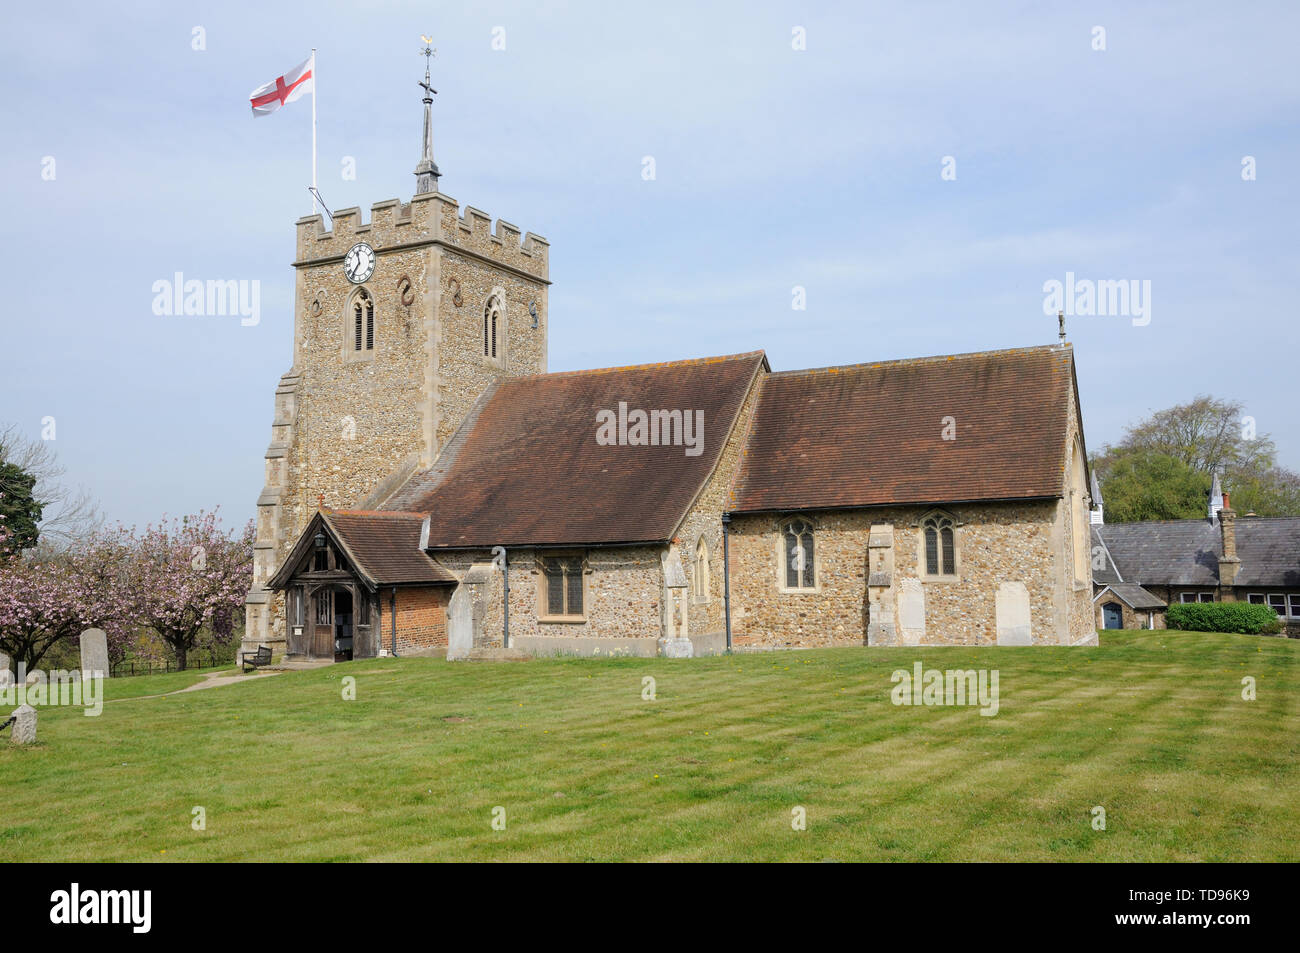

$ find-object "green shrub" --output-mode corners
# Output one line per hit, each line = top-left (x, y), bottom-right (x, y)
(1166, 602), (1283, 634)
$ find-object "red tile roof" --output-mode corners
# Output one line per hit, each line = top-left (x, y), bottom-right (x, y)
(267, 510), (457, 590)
(728, 345), (1075, 513)
(323, 510), (457, 585)
(381, 352), (768, 547)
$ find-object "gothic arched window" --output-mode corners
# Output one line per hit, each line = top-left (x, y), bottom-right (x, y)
(923, 513), (956, 576)
(782, 518), (815, 590)
(483, 295), (503, 361)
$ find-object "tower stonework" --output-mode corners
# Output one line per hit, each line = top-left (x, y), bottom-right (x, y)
(242, 190), (550, 658)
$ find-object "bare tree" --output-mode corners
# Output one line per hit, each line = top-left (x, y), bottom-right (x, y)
(0, 423), (101, 550)
(1094, 395), (1300, 518)
(1114, 395), (1275, 476)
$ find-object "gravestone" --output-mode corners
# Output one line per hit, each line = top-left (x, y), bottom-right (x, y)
(80, 628), (110, 679)
(0, 652), (11, 691)
(995, 582), (1032, 646)
(898, 578), (926, 646)
(10, 705), (36, 745)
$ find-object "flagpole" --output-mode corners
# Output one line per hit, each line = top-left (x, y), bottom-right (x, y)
(311, 48), (318, 214)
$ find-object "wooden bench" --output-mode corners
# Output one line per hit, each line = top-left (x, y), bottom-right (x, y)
(241, 646), (272, 673)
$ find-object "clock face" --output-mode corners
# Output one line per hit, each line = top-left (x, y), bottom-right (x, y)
(343, 243), (376, 284)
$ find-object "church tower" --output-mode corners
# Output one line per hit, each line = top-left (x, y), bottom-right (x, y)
(241, 45), (550, 657)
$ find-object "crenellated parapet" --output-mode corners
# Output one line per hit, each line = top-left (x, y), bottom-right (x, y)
(295, 191), (548, 282)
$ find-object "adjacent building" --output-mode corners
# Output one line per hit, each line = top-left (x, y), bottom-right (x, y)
(1091, 475), (1300, 635)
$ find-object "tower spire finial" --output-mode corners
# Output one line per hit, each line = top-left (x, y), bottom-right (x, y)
(414, 36), (441, 194)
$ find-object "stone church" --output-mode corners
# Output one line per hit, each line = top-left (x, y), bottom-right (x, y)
(240, 86), (1099, 662)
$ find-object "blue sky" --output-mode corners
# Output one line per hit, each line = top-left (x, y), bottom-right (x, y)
(2, 1), (1297, 530)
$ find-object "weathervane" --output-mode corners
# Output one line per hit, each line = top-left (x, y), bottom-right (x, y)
(414, 35), (441, 193)
(420, 35), (437, 101)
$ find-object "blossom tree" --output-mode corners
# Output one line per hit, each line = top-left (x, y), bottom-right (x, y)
(121, 511), (254, 670)
(0, 531), (132, 670)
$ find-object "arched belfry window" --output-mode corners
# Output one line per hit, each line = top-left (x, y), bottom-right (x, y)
(483, 294), (503, 362)
(782, 518), (816, 590)
(923, 513), (956, 576)
(349, 288), (374, 355)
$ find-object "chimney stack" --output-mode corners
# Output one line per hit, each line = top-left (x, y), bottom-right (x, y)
(1218, 493), (1240, 594)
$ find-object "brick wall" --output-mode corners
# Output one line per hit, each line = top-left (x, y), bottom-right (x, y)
(393, 586), (450, 653)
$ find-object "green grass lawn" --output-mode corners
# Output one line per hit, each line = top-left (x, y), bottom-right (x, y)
(96, 666), (236, 701)
(2, 630), (1296, 861)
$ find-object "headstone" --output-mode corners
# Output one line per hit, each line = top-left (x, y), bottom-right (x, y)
(898, 578), (926, 646)
(995, 581), (1032, 646)
(10, 704), (36, 745)
(79, 628), (110, 679)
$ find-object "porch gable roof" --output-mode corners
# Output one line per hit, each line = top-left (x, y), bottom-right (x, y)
(267, 510), (457, 590)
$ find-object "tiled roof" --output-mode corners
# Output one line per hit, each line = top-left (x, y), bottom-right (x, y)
(267, 510), (456, 590)
(324, 510), (457, 585)
(382, 352), (768, 548)
(729, 345), (1075, 513)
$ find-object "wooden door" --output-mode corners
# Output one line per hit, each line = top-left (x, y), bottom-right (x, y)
(312, 590), (334, 657)
(1102, 602), (1122, 630)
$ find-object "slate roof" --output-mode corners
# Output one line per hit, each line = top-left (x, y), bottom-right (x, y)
(1094, 517), (1300, 588)
(728, 345), (1076, 513)
(1092, 521), (1221, 586)
(1235, 518), (1300, 587)
(1099, 583), (1167, 610)
(381, 352), (768, 548)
